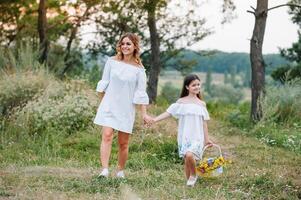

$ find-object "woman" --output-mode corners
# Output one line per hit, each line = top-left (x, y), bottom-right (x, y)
(94, 33), (151, 178)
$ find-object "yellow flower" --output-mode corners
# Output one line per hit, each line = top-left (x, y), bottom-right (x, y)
(196, 156), (226, 177)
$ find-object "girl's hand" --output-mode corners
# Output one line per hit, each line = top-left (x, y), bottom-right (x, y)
(205, 139), (214, 147)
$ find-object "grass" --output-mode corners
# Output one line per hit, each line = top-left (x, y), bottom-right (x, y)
(0, 69), (300, 199)
(1, 116), (301, 199)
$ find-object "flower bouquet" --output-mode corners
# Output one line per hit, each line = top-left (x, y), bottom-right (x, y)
(196, 144), (225, 177)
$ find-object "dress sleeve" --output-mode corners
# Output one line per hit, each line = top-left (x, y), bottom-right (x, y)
(96, 59), (111, 93)
(166, 103), (179, 118)
(202, 106), (210, 121)
(133, 69), (149, 105)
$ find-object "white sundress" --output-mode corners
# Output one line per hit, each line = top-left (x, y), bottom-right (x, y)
(166, 103), (210, 160)
(93, 57), (149, 134)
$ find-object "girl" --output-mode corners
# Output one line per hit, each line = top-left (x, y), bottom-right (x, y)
(151, 74), (212, 186)
(94, 33), (152, 178)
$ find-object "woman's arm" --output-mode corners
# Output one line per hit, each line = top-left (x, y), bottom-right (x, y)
(154, 112), (171, 122)
(139, 105), (153, 124)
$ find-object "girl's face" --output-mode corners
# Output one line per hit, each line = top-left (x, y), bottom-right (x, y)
(186, 79), (201, 95)
(120, 37), (135, 56)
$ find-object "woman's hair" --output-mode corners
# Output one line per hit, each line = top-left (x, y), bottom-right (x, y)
(180, 74), (203, 100)
(115, 32), (142, 66)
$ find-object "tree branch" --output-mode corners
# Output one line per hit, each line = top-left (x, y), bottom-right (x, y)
(267, 3), (301, 12)
(247, 10), (255, 15)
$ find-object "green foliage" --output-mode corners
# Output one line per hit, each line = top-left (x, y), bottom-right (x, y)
(166, 50), (289, 74)
(158, 82), (180, 104)
(242, 66), (251, 88)
(204, 67), (212, 94)
(0, 43), (42, 72)
(0, 71), (53, 116)
(87, 63), (102, 88)
(206, 84), (244, 104)
(227, 102), (252, 129)
(271, 64), (301, 83)
(251, 122), (301, 153)
(13, 81), (96, 135)
(261, 79), (301, 123)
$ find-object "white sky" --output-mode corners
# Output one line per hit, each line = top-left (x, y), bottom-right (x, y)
(80, 0), (299, 54)
(190, 0), (299, 54)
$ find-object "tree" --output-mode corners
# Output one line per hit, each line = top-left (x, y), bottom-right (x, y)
(59, 0), (101, 77)
(242, 65), (251, 88)
(88, 0), (231, 102)
(229, 65), (237, 87)
(272, 1), (301, 82)
(144, 0), (162, 103)
(248, 1), (301, 122)
(38, 0), (49, 64)
(224, 71), (230, 84)
(204, 66), (212, 95)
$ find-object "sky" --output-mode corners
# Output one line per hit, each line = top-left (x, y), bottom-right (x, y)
(190, 0), (299, 54)
(80, 0), (299, 54)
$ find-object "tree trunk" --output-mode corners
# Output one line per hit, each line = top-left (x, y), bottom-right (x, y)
(60, 6), (91, 78)
(38, 0), (49, 64)
(147, 7), (161, 103)
(250, 0), (268, 122)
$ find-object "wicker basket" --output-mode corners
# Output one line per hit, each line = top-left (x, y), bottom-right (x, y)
(196, 144), (225, 177)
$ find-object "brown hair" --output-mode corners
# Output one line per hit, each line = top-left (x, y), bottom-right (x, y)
(115, 33), (142, 66)
(180, 74), (203, 100)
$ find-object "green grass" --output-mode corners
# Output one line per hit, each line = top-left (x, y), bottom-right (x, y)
(0, 70), (300, 199)
(1, 116), (301, 199)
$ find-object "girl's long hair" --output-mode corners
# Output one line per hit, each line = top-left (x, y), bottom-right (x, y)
(180, 74), (203, 100)
(115, 33), (142, 66)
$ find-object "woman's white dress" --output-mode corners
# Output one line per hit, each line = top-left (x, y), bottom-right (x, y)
(93, 57), (149, 134)
(166, 103), (210, 159)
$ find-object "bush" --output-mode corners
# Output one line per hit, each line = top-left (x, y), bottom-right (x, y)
(227, 102), (252, 129)
(0, 71), (56, 116)
(271, 64), (301, 83)
(158, 82), (180, 104)
(261, 79), (301, 123)
(13, 80), (97, 135)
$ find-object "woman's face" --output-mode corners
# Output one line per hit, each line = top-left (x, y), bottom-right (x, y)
(186, 79), (201, 95)
(120, 37), (135, 56)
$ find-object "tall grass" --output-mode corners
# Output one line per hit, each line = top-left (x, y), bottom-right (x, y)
(261, 79), (301, 124)
(0, 43), (42, 73)
(0, 70), (55, 116)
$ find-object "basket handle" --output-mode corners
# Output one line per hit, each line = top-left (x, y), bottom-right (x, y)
(200, 144), (222, 159)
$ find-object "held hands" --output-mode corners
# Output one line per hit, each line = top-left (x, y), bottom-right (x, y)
(143, 114), (155, 127)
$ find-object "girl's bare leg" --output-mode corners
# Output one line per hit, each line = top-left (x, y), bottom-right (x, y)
(185, 152), (196, 177)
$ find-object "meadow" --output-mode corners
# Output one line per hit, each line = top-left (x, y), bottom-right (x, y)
(0, 69), (300, 199)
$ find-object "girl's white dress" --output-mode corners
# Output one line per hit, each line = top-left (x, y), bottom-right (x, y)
(166, 103), (210, 159)
(93, 57), (149, 134)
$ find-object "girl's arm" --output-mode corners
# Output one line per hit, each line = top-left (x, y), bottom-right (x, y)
(203, 120), (213, 145)
(154, 112), (171, 122)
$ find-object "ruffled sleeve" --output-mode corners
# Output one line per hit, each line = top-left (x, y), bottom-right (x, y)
(166, 103), (180, 118)
(133, 69), (149, 105)
(96, 58), (111, 93)
(166, 103), (210, 120)
(201, 106), (210, 121)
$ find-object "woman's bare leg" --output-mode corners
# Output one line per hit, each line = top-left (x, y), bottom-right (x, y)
(117, 131), (130, 170)
(100, 126), (114, 168)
